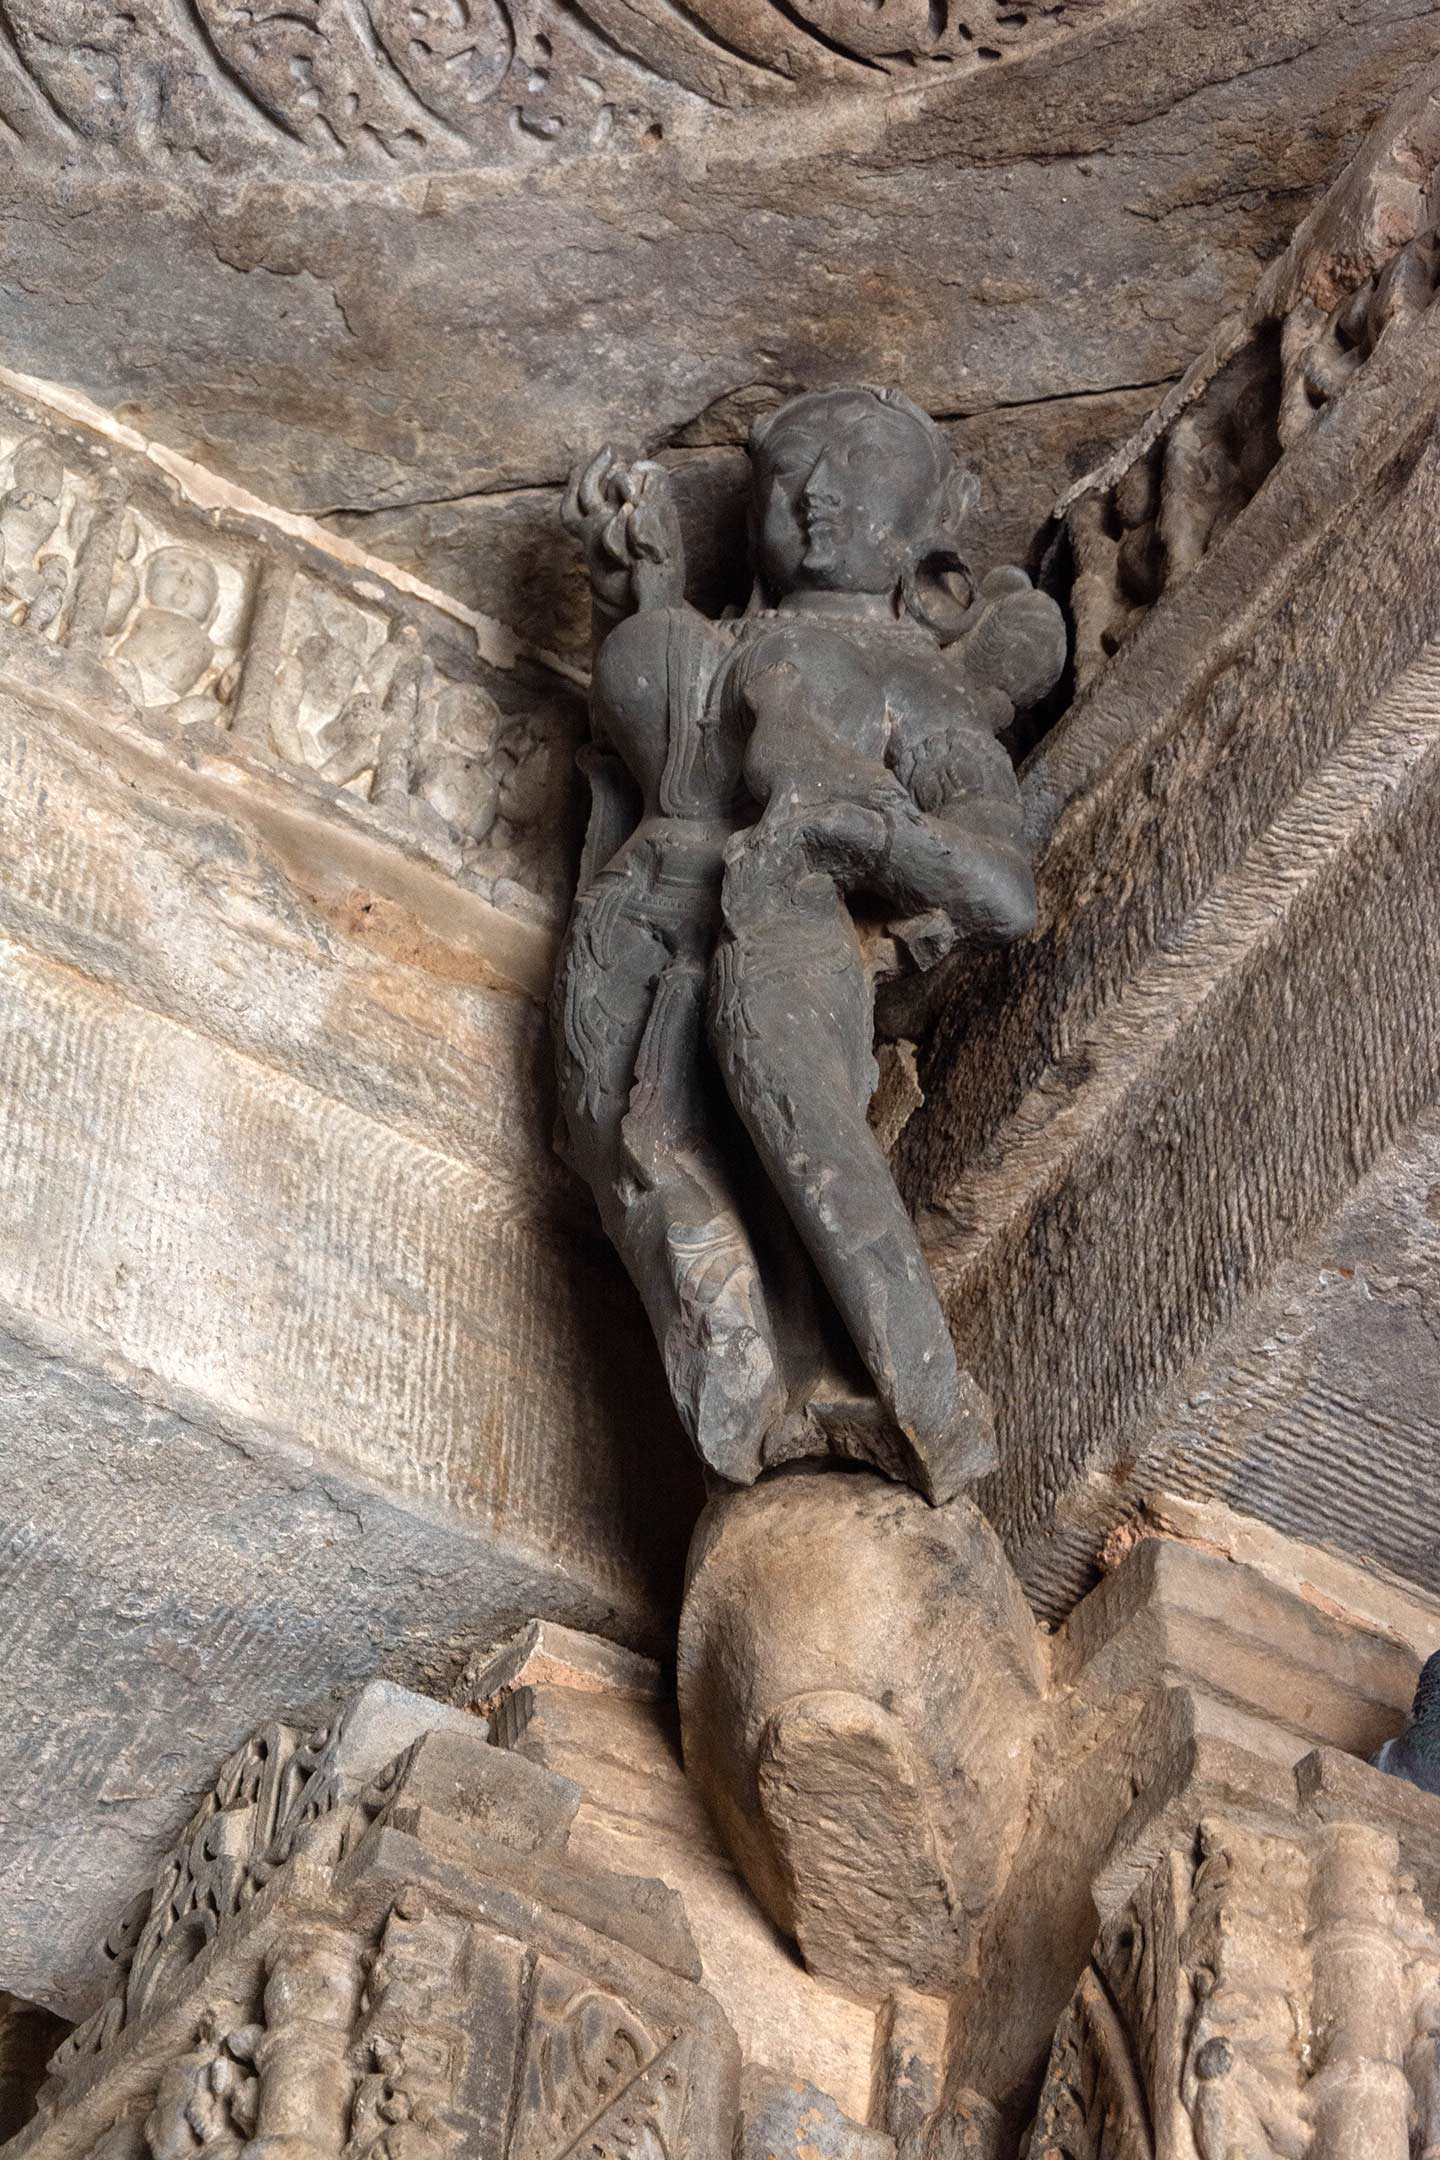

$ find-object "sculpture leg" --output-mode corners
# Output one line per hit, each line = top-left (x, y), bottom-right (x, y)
(710, 888), (992, 1487)
(554, 884), (786, 1482)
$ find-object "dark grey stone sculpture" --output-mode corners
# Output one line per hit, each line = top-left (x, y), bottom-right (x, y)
(554, 385), (1065, 1501)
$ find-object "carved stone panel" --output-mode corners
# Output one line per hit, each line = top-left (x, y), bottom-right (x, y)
(104, 510), (251, 728)
(0, 379), (581, 930)
(0, 430), (89, 645)
(1059, 73), (1440, 690)
(1031, 1808), (1440, 2160)
(0, 0), (1154, 172)
(19, 1683), (741, 2160)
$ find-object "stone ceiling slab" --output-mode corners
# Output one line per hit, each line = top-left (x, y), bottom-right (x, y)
(3, 3), (1438, 661)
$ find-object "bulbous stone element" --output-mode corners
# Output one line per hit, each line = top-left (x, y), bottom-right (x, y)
(676, 1467), (1046, 2001)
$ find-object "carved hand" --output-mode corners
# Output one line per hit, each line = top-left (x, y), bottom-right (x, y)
(880, 796), (1037, 943)
(562, 446), (685, 619)
(721, 799), (889, 921)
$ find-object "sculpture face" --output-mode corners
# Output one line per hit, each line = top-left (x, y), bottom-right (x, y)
(145, 547), (219, 624)
(751, 391), (943, 599)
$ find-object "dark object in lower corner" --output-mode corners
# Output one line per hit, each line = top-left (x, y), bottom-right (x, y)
(1374, 1647), (1440, 1797)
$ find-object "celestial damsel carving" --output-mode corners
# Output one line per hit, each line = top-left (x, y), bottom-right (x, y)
(555, 384), (1065, 1499)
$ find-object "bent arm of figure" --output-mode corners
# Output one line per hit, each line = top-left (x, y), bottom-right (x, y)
(726, 774), (1035, 949)
(574, 612), (660, 886)
(876, 795), (1037, 944)
(563, 448), (686, 659)
(947, 569), (1067, 714)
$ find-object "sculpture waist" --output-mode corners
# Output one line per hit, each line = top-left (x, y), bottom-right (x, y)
(591, 821), (732, 918)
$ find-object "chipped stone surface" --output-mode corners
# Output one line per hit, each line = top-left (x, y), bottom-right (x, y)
(678, 1472), (1045, 2002)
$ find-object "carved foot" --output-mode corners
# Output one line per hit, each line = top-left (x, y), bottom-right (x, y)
(763, 1375), (996, 1503)
(663, 1214), (785, 1485)
(758, 1689), (957, 1997)
(676, 1322), (779, 1486)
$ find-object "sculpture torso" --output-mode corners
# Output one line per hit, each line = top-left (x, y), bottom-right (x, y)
(591, 603), (1025, 906)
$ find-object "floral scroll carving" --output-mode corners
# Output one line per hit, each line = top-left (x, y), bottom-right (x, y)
(0, 0), (1124, 169)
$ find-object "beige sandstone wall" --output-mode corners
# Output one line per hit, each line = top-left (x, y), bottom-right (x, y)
(0, 413), (699, 2017)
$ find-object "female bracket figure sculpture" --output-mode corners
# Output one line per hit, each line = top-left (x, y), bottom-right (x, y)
(555, 385), (1065, 1502)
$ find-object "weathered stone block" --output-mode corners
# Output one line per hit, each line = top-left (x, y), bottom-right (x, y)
(0, 621), (698, 2018)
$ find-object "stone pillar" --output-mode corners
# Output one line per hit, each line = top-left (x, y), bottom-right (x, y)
(247, 1934), (363, 2160)
(1307, 1825), (1411, 2160)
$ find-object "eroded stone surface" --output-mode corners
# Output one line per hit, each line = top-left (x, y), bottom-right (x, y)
(677, 1470), (1045, 2001)
(458, 1620), (882, 2120)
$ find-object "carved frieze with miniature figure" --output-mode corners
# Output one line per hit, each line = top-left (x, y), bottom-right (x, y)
(1062, 80), (1440, 686)
(0, 395), (577, 928)
(1030, 1811), (1440, 2159)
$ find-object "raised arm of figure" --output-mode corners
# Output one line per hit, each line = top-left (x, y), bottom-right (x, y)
(562, 448), (686, 660)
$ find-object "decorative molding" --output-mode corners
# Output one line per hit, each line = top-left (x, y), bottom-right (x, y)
(0, 383), (579, 932)
(0, 0), (1130, 167)
(1030, 1786), (1440, 2159)
(16, 1682), (738, 2160)
(1058, 75), (1440, 696)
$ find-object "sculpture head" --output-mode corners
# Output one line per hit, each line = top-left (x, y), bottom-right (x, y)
(749, 385), (977, 615)
(144, 546), (219, 626)
(9, 437), (64, 503)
